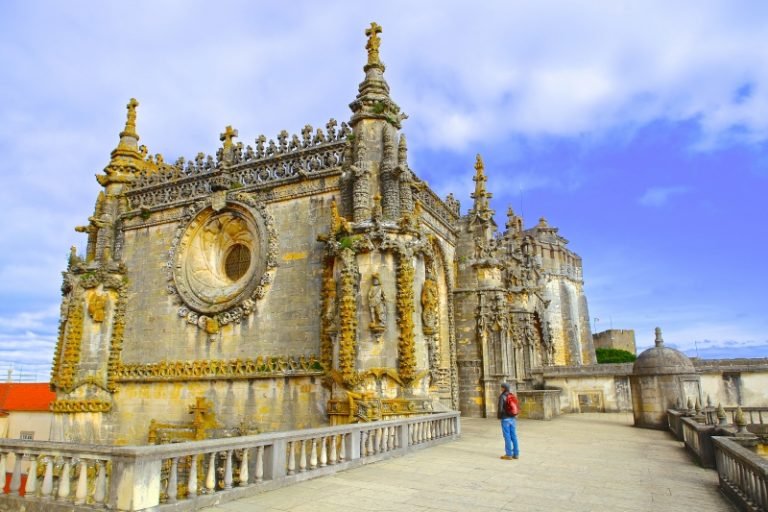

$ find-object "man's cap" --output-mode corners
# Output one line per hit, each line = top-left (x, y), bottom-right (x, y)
(500, 382), (511, 391)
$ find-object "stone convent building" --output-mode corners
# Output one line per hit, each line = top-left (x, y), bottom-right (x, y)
(50, 23), (595, 444)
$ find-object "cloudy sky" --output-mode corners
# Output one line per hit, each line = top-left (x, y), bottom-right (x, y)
(1, 0), (766, 371)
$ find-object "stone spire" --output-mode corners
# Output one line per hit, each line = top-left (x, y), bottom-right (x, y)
(654, 326), (664, 347)
(349, 22), (406, 128)
(469, 154), (494, 222)
(98, 98), (144, 186)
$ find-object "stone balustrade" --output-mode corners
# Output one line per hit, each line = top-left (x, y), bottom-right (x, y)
(713, 436), (768, 512)
(0, 411), (460, 512)
(704, 406), (768, 427)
(681, 416), (716, 468)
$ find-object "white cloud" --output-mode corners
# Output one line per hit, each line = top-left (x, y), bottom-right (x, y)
(0, 305), (60, 331)
(637, 186), (690, 207)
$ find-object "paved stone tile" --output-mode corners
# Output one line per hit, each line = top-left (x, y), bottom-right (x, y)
(203, 413), (736, 512)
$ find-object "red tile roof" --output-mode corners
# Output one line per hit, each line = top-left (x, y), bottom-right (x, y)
(0, 383), (55, 412)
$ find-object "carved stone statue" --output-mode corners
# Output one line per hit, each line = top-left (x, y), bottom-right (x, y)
(368, 273), (387, 331)
(421, 268), (439, 335)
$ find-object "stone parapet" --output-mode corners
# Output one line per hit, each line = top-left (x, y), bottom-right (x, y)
(536, 363), (634, 378)
(0, 411), (460, 512)
(693, 358), (768, 373)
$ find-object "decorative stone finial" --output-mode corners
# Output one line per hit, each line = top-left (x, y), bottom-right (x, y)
(734, 406), (748, 434)
(120, 98), (140, 140)
(654, 327), (664, 347)
(220, 125), (238, 151)
(219, 125), (239, 165)
(101, 98), (144, 185)
(365, 22), (383, 67)
(470, 154), (494, 220)
(350, 22), (406, 128)
(716, 403), (727, 426)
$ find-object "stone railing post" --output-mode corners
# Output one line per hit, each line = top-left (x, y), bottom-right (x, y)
(109, 454), (162, 511)
(265, 439), (287, 480)
(347, 430), (361, 460)
(397, 424), (410, 450)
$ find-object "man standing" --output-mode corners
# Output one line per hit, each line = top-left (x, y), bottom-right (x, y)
(498, 382), (520, 460)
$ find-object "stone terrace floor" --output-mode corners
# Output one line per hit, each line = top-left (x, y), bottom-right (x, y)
(203, 412), (735, 512)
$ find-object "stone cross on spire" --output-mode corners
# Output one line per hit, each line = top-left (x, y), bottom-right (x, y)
(365, 22), (383, 66)
(219, 125), (239, 165)
(220, 125), (238, 150)
(120, 98), (140, 140)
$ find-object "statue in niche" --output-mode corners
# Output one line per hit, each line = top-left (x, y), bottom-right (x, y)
(87, 292), (108, 323)
(421, 267), (439, 335)
(368, 273), (387, 332)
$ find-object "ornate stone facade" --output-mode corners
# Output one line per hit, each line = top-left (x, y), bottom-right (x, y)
(50, 23), (596, 444)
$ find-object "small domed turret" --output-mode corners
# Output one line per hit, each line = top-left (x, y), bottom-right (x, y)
(633, 327), (695, 376)
(630, 327), (700, 429)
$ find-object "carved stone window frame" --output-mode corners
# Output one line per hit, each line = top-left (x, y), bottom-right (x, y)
(166, 192), (278, 332)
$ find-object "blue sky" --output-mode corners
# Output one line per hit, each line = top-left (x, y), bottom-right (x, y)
(0, 1), (766, 369)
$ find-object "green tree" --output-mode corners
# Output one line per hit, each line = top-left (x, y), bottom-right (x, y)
(595, 348), (637, 364)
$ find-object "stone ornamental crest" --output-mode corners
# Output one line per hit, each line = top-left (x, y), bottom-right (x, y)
(167, 193), (278, 336)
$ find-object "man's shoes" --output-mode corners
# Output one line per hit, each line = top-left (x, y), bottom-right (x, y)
(512, 455), (519, 459)
(500, 455), (515, 460)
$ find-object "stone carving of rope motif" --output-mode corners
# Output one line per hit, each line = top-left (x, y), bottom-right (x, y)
(126, 143), (346, 210)
(115, 355), (324, 382)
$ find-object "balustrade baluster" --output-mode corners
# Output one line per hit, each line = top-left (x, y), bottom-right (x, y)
(167, 457), (179, 502)
(319, 436), (328, 467)
(287, 441), (296, 475)
(380, 427), (388, 453)
(339, 434), (346, 461)
(329, 435), (337, 464)
(9, 452), (22, 496)
(310, 438), (318, 469)
(239, 448), (249, 486)
(75, 459), (88, 505)
(360, 431), (367, 457)
(187, 455), (198, 498)
(366, 430), (374, 456)
(224, 450), (233, 490)
(0, 453), (5, 495)
(205, 452), (216, 494)
(58, 457), (72, 501)
(41, 457), (54, 498)
(93, 460), (106, 504)
(388, 427), (396, 450)
(255, 446), (264, 482)
(299, 440), (307, 473)
(23, 454), (37, 497)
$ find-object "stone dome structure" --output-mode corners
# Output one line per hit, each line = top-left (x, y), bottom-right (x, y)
(633, 328), (695, 375)
(630, 327), (701, 429)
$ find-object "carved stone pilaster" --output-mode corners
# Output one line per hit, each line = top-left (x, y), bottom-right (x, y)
(338, 249), (359, 385)
(396, 250), (416, 384)
(320, 262), (337, 371)
(380, 128), (400, 220)
(351, 148), (372, 223)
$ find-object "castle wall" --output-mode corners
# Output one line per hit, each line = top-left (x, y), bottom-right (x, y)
(538, 364), (633, 413)
(593, 329), (637, 354)
(695, 359), (768, 407)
